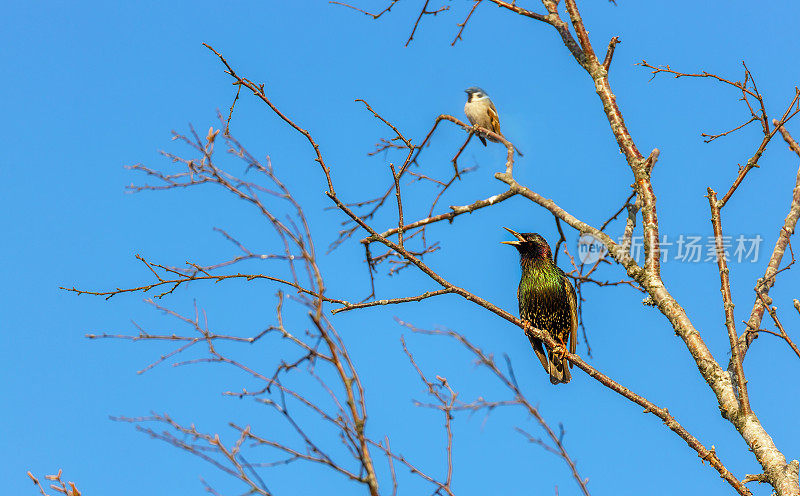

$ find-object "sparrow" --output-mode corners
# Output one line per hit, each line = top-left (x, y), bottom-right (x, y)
(464, 87), (523, 156)
(502, 228), (577, 384)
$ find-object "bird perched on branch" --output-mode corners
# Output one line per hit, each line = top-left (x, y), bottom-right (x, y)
(502, 228), (577, 384)
(463, 87), (523, 156)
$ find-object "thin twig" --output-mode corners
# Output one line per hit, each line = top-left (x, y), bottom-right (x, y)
(707, 188), (750, 413)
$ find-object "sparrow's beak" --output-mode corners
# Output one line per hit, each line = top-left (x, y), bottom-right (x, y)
(500, 227), (525, 246)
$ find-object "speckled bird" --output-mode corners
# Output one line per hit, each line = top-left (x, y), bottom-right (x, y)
(502, 228), (577, 384)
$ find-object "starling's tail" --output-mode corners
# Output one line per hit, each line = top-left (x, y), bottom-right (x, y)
(478, 135), (487, 146)
(547, 348), (571, 385)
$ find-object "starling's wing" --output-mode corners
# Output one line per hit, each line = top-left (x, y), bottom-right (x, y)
(529, 336), (551, 377)
(565, 276), (578, 366)
(487, 101), (502, 139)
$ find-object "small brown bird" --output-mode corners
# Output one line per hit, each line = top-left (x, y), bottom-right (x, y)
(502, 228), (577, 384)
(464, 87), (523, 156)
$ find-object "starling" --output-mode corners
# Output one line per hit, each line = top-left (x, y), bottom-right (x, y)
(502, 228), (577, 384)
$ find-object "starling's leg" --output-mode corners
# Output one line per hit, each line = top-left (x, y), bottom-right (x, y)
(523, 320), (548, 347)
(554, 334), (568, 361)
(521, 319), (536, 337)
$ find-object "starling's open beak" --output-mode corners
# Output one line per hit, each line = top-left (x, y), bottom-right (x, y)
(500, 227), (525, 246)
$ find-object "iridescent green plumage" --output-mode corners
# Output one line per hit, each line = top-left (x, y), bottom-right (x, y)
(502, 228), (577, 384)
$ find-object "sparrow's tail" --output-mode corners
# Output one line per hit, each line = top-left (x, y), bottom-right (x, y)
(490, 133), (523, 156)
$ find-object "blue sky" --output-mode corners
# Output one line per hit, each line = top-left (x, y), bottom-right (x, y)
(3, 1), (800, 495)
